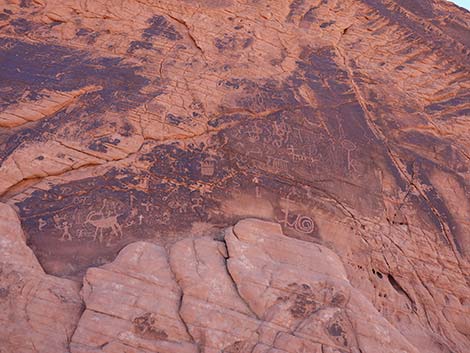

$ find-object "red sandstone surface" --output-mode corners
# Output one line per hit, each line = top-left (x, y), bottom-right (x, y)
(1, 0), (470, 352)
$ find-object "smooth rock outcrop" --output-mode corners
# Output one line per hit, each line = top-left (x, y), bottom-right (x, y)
(70, 219), (422, 353)
(0, 203), (82, 353)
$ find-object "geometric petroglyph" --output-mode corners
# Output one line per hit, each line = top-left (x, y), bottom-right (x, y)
(277, 193), (315, 235)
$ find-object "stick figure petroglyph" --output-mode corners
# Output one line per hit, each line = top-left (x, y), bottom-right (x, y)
(53, 215), (73, 241)
(59, 222), (72, 241)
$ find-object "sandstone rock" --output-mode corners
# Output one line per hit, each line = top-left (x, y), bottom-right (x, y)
(70, 219), (422, 353)
(70, 241), (196, 353)
(169, 237), (259, 352)
(0, 203), (82, 353)
(0, 0), (470, 352)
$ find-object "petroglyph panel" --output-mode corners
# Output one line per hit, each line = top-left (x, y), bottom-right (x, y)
(1, 1), (470, 351)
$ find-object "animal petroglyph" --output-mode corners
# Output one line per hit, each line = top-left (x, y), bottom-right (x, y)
(85, 211), (123, 244)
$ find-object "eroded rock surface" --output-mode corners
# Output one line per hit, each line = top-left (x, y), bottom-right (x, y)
(70, 219), (421, 353)
(0, 203), (82, 353)
(0, 0), (470, 352)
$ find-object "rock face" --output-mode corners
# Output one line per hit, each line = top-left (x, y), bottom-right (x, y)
(0, 0), (470, 352)
(0, 203), (82, 353)
(65, 219), (421, 353)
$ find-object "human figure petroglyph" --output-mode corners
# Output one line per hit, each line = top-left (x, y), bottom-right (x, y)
(189, 192), (206, 219)
(53, 215), (73, 241)
(59, 222), (72, 241)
